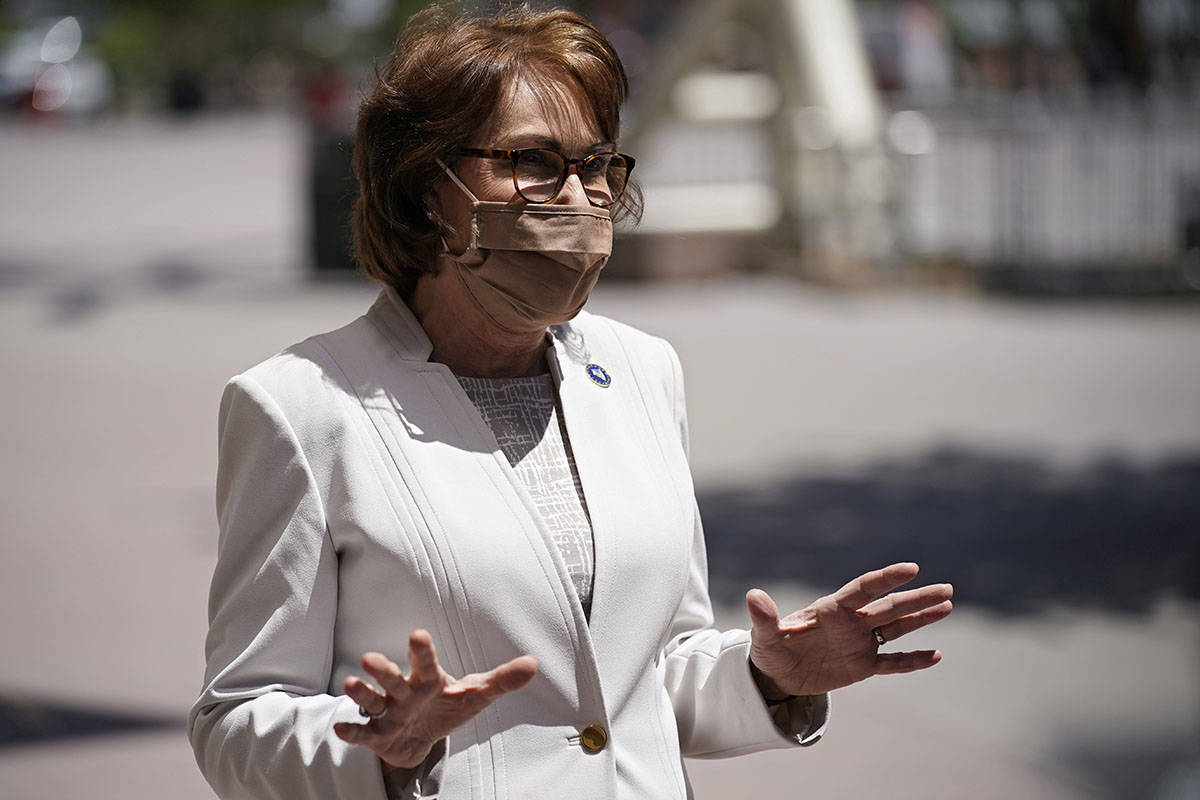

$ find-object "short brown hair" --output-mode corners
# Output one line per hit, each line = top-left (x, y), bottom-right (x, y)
(351, 3), (638, 296)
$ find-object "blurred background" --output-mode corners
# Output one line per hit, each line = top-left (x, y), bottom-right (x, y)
(1, 1), (1198, 798)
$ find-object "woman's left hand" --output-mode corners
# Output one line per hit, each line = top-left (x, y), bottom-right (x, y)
(746, 562), (953, 699)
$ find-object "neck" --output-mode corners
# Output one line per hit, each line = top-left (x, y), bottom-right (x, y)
(409, 268), (548, 378)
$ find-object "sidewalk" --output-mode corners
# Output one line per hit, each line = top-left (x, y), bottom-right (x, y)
(0, 275), (1196, 798)
(2, 114), (1197, 798)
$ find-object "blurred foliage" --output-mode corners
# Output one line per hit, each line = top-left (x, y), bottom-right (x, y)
(23, 0), (1195, 112)
(90, 5), (165, 96)
(45, 0), (432, 107)
(0, 9), (15, 46)
(5, 1), (648, 112)
(88, 0), (311, 103)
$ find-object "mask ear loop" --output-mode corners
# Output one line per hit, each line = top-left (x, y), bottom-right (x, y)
(436, 158), (479, 203)
(431, 158), (483, 255)
(424, 206), (451, 254)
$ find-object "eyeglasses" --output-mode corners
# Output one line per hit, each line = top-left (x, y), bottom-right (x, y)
(457, 147), (635, 208)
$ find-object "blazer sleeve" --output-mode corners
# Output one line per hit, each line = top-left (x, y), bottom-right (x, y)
(187, 375), (387, 800)
(657, 341), (830, 758)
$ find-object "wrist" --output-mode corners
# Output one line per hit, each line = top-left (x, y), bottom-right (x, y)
(381, 760), (417, 780)
(749, 658), (795, 705)
(380, 737), (446, 785)
(378, 739), (437, 771)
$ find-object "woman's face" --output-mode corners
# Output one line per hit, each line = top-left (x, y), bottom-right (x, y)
(433, 74), (612, 255)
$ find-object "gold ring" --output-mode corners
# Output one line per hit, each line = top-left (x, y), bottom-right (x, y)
(358, 704), (386, 720)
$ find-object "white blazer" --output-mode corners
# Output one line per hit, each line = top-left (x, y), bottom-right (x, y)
(188, 288), (828, 800)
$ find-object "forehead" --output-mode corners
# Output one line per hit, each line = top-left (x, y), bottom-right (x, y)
(483, 72), (605, 148)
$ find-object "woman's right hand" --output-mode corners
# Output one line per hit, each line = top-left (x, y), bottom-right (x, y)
(333, 629), (539, 773)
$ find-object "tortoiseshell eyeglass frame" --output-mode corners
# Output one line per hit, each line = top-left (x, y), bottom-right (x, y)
(456, 147), (635, 208)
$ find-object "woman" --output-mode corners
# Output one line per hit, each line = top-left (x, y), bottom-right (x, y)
(188, 5), (953, 799)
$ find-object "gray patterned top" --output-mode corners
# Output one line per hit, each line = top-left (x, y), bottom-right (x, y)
(457, 373), (595, 617)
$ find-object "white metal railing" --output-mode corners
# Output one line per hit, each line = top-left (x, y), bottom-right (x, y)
(890, 94), (1200, 273)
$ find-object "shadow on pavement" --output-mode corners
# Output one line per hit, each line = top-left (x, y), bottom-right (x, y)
(1059, 738), (1200, 800)
(700, 446), (1200, 616)
(0, 695), (179, 750)
(0, 255), (265, 324)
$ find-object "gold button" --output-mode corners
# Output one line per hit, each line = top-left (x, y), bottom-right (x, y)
(579, 724), (608, 753)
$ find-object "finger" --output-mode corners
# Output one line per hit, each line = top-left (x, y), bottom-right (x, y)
(875, 600), (953, 642)
(455, 655), (538, 696)
(333, 720), (385, 745)
(475, 655), (540, 701)
(361, 651), (412, 700)
(874, 649), (942, 675)
(407, 629), (440, 684)
(834, 563), (920, 610)
(344, 675), (388, 716)
(858, 583), (954, 626)
(745, 589), (782, 643)
(492, 655), (539, 694)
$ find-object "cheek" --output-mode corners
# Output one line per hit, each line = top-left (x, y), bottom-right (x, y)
(475, 170), (522, 203)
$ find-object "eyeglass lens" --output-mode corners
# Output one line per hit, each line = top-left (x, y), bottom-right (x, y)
(515, 150), (629, 206)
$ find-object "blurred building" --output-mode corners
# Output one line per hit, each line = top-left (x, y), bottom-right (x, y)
(613, 0), (1200, 292)
(3, 0), (1198, 293)
(857, 0), (1200, 293)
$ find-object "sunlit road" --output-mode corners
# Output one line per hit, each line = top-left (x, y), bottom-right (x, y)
(1, 114), (1198, 799)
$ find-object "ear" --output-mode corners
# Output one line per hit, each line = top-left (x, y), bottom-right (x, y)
(422, 191), (442, 223)
(423, 162), (457, 225)
(421, 190), (456, 257)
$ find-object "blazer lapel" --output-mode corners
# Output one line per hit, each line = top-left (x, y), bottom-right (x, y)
(546, 323), (693, 681)
(355, 291), (604, 687)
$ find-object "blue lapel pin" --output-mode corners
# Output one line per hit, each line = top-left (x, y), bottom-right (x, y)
(585, 363), (612, 388)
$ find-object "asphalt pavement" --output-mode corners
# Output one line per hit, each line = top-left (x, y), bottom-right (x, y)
(1, 114), (1198, 799)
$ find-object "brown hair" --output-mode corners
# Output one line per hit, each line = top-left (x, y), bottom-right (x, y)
(351, 3), (639, 296)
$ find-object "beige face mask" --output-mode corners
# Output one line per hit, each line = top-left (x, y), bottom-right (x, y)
(436, 161), (613, 335)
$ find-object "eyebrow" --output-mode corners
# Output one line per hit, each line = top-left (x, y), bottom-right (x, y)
(498, 134), (614, 153)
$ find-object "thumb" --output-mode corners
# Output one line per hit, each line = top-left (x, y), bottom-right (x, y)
(746, 588), (781, 641)
(486, 654), (539, 697)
